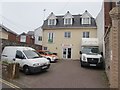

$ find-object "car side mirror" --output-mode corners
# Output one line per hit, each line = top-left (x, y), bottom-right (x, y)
(101, 52), (103, 56)
(80, 51), (82, 54)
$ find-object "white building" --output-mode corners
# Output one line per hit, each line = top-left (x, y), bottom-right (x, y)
(34, 27), (43, 45)
(96, 3), (104, 55)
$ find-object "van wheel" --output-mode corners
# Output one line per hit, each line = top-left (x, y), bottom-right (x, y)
(23, 66), (30, 75)
(81, 62), (84, 67)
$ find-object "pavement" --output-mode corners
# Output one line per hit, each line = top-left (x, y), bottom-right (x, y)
(6, 60), (109, 88)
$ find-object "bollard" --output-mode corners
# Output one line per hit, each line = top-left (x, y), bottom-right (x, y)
(7, 63), (19, 79)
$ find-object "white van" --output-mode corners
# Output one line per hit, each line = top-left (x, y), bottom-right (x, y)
(80, 38), (103, 68)
(1, 46), (50, 74)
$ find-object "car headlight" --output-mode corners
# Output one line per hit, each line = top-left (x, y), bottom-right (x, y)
(33, 63), (39, 67)
(100, 57), (103, 62)
(52, 56), (56, 59)
(83, 56), (86, 61)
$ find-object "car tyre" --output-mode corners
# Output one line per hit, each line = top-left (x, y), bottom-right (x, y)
(23, 66), (30, 75)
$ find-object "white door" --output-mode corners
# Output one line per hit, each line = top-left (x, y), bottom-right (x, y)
(62, 48), (71, 59)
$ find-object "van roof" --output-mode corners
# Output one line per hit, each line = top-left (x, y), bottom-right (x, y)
(4, 46), (35, 51)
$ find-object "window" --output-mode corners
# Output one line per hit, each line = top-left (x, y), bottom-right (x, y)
(16, 50), (25, 59)
(83, 32), (89, 38)
(64, 32), (71, 38)
(20, 35), (26, 42)
(64, 18), (72, 25)
(82, 18), (90, 24)
(44, 47), (47, 50)
(38, 36), (42, 41)
(116, 1), (120, 6)
(23, 50), (40, 59)
(48, 19), (56, 25)
(48, 32), (54, 43)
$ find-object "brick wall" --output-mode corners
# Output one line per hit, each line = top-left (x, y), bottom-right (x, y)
(104, 26), (112, 82)
(18, 35), (34, 44)
(105, 6), (120, 88)
(104, 1), (116, 32)
(8, 32), (17, 42)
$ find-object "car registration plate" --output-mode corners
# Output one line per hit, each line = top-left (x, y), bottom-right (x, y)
(90, 64), (96, 66)
(42, 66), (47, 69)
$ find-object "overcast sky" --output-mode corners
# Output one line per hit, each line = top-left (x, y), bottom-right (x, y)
(0, 0), (103, 34)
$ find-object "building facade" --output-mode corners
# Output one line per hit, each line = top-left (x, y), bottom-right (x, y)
(18, 32), (34, 44)
(34, 27), (43, 45)
(0, 25), (8, 40)
(0, 24), (18, 41)
(42, 11), (97, 60)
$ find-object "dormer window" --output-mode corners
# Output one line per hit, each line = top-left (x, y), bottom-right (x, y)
(82, 17), (91, 24)
(47, 12), (57, 26)
(64, 18), (72, 25)
(81, 10), (92, 25)
(48, 19), (56, 25)
(63, 11), (73, 25)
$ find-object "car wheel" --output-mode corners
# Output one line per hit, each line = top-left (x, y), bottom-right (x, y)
(23, 66), (30, 75)
(47, 58), (51, 62)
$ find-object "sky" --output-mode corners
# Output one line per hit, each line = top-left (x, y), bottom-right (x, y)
(0, 0), (103, 34)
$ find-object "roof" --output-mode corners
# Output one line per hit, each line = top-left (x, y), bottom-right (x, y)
(4, 46), (35, 51)
(0, 24), (18, 35)
(27, 31), (34, 36)
(42, 14), (97, 29)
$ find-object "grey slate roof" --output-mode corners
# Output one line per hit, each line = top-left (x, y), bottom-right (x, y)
(42, 14), (97, 29)
(27, 31), (34, 36)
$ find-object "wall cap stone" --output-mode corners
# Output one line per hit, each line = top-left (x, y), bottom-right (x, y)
(109, 6), (120, 19)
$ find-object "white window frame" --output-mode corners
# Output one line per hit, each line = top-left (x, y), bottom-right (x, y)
(62, 47), (72, 59)
(20, 35), (26, 42)
(83, 32), (89, 38)
(116, 0), (120, 6)
(82, 17), (91, 24)
(48, 19), (56, 25)
(48, 32), (54, 43)
(64, 32), (71, 38)
(38, 36), (42, 41)
(64, 18), (72, 25)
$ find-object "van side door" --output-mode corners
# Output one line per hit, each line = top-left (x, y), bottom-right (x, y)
(14, 50), (26, 68)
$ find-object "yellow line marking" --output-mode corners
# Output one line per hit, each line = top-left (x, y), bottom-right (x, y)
(0, 78), (21, 89)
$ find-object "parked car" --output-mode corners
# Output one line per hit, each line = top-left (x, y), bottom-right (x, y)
(37, 50), (58, 62)
(1, 46), (50, 75)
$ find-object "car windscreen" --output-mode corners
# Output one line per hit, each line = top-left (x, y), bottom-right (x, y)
(82, 47), (100, 54)
(45, 51), (53, 55)
(23, 50), (40, 59)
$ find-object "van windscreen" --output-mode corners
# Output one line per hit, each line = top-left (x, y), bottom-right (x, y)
(23, 50), (40, 59)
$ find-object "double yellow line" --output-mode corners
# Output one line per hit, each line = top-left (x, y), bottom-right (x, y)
(0, 78), (22, 89)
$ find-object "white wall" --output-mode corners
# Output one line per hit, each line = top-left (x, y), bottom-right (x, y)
(96, 2), (104, 54)
(34, 27), (43, 45)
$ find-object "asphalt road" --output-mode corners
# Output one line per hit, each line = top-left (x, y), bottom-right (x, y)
(12, 60), (109, 88)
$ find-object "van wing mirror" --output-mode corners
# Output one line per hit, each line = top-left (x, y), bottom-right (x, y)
(80, 51), (82, 54)
(101, 52), (103, 56)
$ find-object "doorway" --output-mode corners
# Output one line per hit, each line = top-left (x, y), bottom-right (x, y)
(62, 48), (72, 59)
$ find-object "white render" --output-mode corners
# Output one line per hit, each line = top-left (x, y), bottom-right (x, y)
(96, 3), (105, 55)
(34, 27), (43, 45)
